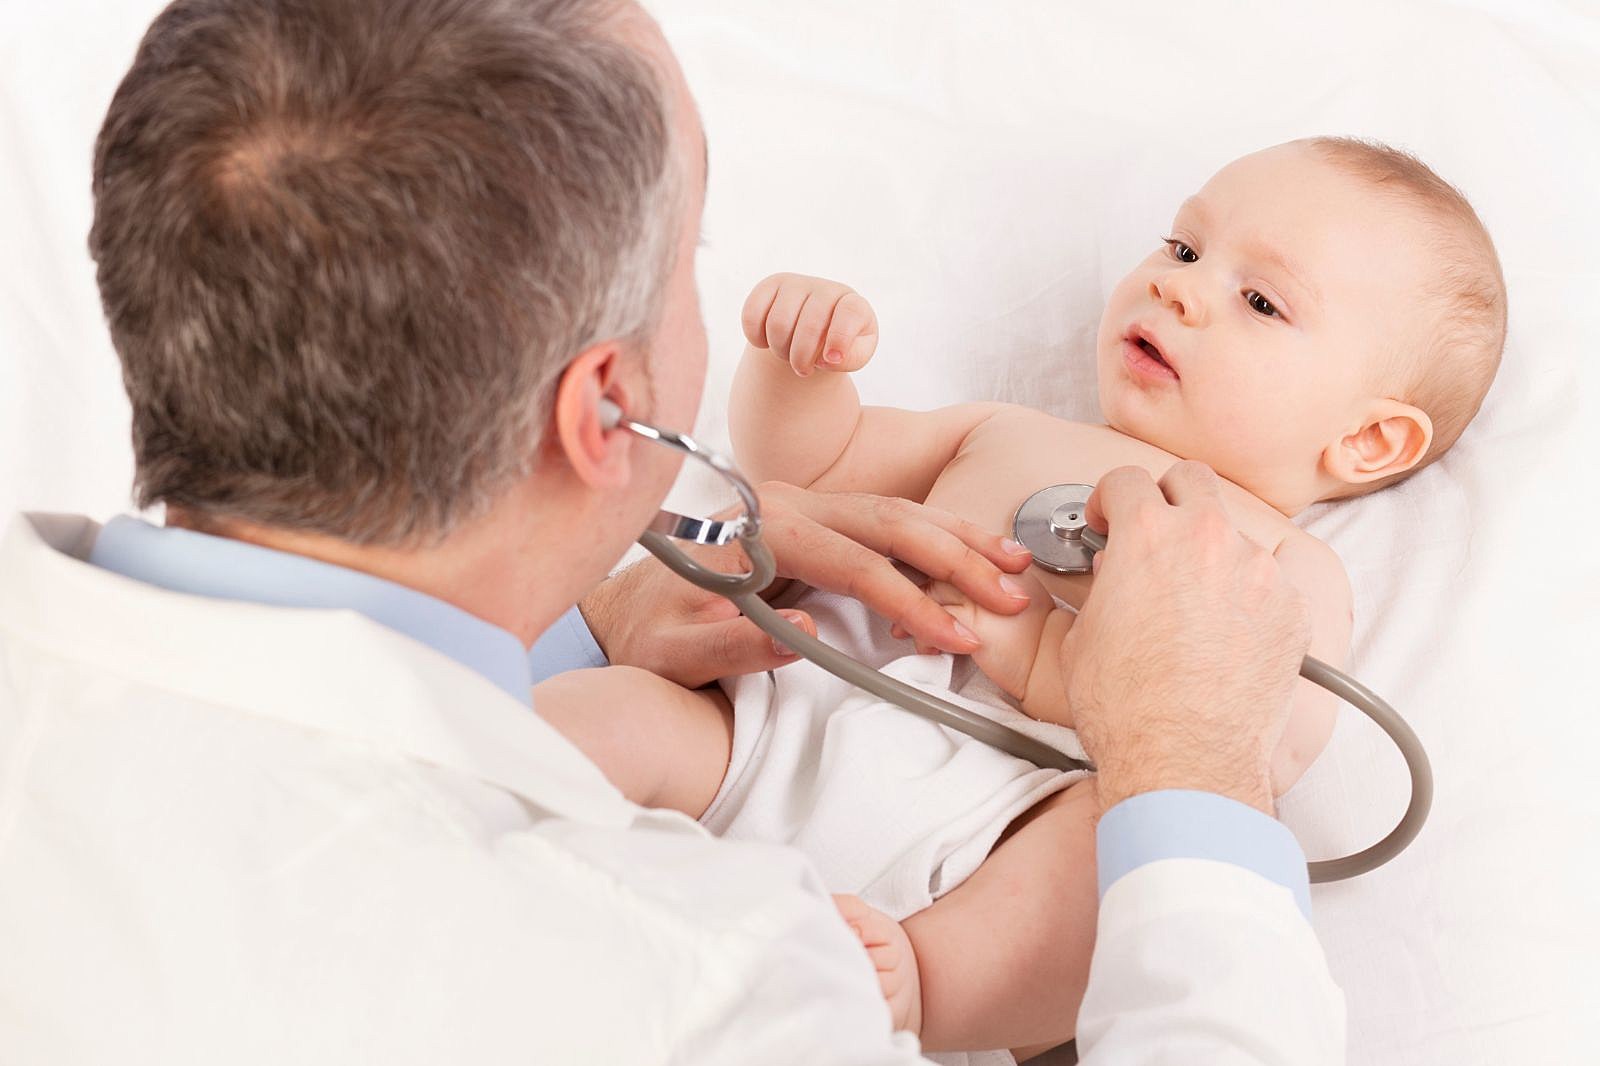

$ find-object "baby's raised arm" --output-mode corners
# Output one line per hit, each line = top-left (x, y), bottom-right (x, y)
(730, 273), (1006, 502)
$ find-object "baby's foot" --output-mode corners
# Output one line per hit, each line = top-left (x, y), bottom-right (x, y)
(833, 894), (923, 1036)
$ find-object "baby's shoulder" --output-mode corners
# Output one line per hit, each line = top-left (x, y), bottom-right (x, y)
(1274, 528), (1353, 604)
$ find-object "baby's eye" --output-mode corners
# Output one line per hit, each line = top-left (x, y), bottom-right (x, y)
(1245, 290), (1279, 318)
(1162, 237), (1198, 263)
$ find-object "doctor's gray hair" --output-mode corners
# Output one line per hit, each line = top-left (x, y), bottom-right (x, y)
(90, 0), (680, 544)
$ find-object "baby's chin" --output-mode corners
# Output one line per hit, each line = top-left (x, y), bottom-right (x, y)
(1097, 375), (1165, 445)
(1099, 392), (1205, 467)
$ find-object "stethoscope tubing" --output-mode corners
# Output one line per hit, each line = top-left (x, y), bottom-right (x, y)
(615, 403), (1432, 883)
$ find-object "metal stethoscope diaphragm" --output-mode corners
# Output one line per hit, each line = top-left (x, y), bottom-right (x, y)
(1013, 485), (1108, 569)
(601, 401), (1433, 883)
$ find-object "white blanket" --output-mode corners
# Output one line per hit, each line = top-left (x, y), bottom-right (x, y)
(703, 586), (1086, 1066)
(704, 586), (1086, 921)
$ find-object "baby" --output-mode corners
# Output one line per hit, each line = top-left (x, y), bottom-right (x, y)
(533, 137), (1506, 1060)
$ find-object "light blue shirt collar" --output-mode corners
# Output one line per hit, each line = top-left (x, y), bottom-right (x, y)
(89, 516), (533, 705)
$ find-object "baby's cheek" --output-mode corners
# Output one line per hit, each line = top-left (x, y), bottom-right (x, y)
(1192, 397), (1293, 482)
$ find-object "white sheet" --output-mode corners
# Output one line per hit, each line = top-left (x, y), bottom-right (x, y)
(3, 1), (1597, 1061)
(704, 585), (1086, 913)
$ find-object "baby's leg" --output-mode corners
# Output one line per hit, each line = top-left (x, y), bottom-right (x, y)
(532, 666), (733, 817)
(843, 776), (1101, 1056)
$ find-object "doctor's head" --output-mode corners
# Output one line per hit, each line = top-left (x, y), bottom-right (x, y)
(89, 0), (707, 563)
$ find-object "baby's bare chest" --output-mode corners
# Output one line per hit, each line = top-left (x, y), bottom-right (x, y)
(923, 409), (1291, 601)
(924, 411), (1181, 533)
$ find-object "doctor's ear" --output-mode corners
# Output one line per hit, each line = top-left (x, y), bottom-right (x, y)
(1322, 400), (1434, 488)
(550, 342), (637, 490)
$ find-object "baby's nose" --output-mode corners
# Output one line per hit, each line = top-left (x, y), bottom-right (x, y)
(1149, 273), (1206, 327)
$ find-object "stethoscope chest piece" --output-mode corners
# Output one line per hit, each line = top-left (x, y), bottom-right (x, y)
(1013, 484), (1097, 574)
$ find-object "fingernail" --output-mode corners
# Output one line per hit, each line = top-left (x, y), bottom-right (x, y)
(772, 611), (805, 657)
(952, 620), (980, 645)
(822, 349), (843, 365)
(999, 575), (1029, 601)
(1001, 538), (1031, 556)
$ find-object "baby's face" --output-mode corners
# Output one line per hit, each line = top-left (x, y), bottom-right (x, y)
(1095, 143), (1429, 512)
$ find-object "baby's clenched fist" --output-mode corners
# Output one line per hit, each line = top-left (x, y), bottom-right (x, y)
(741, 272), (879, 377)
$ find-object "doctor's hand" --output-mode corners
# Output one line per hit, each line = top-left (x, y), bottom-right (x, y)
(580, 481), (1034, 689)
(1063, 463), (1312, 817)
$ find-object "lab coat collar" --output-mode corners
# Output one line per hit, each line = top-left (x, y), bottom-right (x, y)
(89, 515), (534, 706)
(0, 513), (637, 828)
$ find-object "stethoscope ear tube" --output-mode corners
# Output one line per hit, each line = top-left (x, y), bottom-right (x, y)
(724, 587), (1433, 882)
(1013, 486), (1433, 881)
(640, 522), (1433, 884)
(637, 529), (1089, 769)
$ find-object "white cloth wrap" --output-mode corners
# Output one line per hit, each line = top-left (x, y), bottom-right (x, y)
(702, 588), (1089, 1066)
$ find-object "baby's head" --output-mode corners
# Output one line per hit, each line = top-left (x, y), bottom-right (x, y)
(1095, 137), (1506, 514)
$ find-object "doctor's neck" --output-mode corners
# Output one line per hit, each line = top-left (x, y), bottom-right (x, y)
(165, 472), (593, 650)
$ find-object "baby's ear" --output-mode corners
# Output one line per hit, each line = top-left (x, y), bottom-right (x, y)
(1322, 400), (1433, 488)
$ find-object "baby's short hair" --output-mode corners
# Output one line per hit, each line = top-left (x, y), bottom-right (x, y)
(1303, 136), (1507, 495)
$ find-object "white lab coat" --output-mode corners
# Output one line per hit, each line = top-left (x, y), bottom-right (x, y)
(0, 513), (1344, 1064)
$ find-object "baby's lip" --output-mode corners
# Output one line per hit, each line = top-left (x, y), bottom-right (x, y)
(1126, 323), (1179, 377)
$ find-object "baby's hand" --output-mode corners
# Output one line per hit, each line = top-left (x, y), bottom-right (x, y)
(897, 569), (1058, 706)
(741, 273), (879, 377)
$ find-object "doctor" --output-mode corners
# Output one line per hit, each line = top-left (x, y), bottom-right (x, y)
(0, 0), (1343, 1062)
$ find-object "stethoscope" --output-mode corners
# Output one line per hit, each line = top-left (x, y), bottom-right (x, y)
(601, 400), (1433, 883)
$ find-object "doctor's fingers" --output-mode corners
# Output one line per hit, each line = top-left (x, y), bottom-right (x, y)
(705, 608), (821, 676)
(1157, 460), (1230, 509)
(753, 499), (983, 653)
(765, 486), (1035, 605)
(1083, 465), (1170, 548)
(642, 607), (822, 689)
(768, 499), (1030, 640)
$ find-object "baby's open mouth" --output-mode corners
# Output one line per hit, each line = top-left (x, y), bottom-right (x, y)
(1124, 326), (1179, 380)
(1135, 337), (1170, 368)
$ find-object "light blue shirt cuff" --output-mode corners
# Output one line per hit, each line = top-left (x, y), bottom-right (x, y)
(528, 604), (609, 684)
(1097, 789), (1312, 919)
